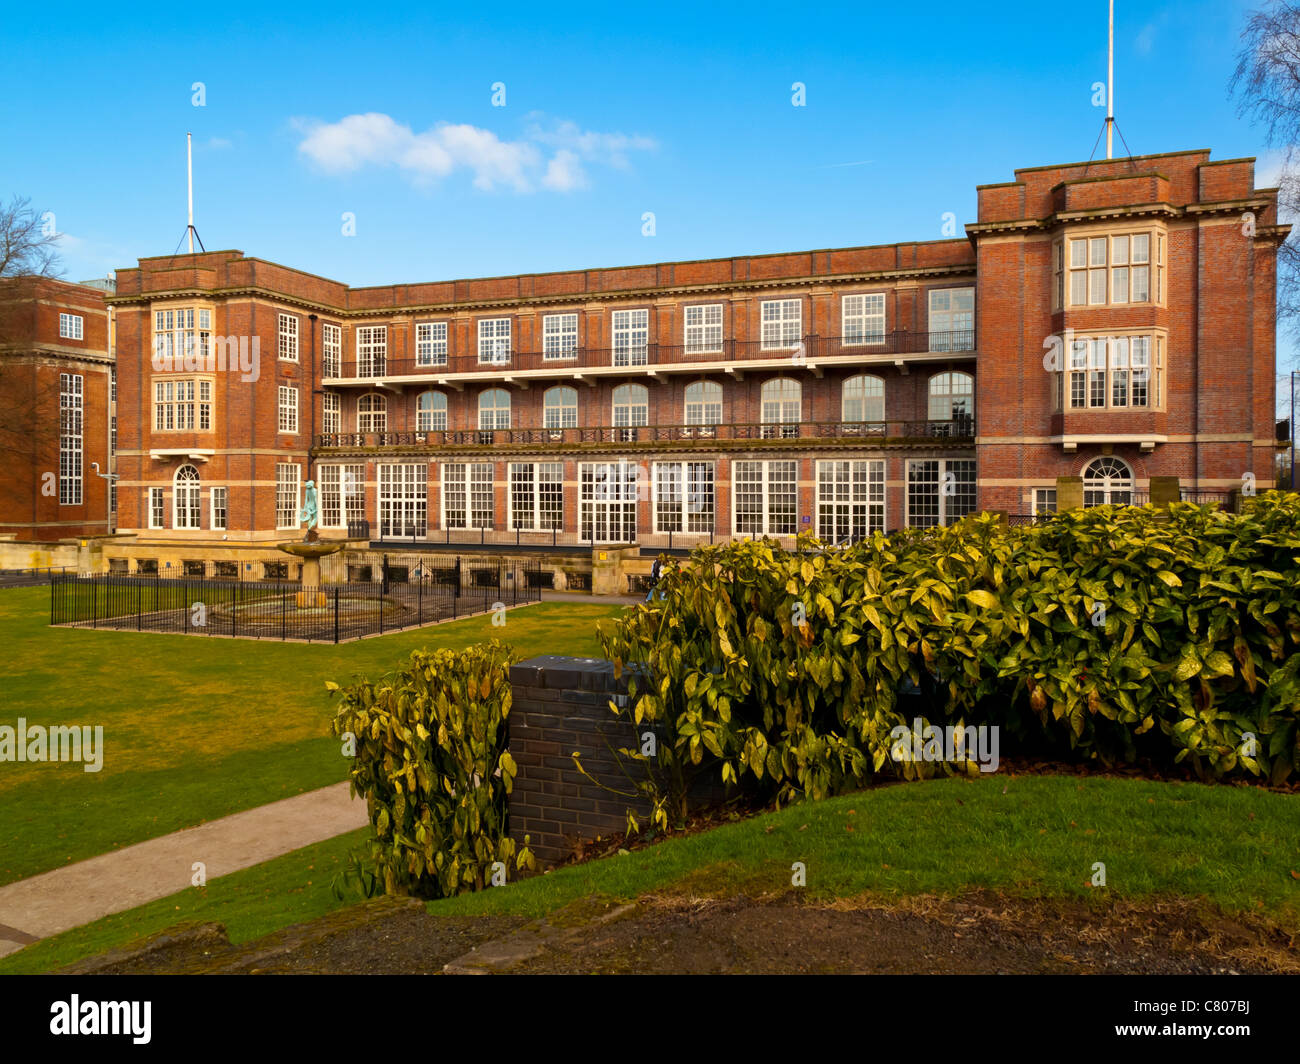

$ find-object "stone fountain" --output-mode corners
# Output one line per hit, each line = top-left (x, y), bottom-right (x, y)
(277, 479), (344, 607)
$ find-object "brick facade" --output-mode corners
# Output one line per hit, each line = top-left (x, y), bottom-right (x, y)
(97, 147), (1284, 570)
(0, 277), (115, 542)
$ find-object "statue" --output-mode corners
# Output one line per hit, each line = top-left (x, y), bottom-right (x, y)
(299, 480), (320, 541)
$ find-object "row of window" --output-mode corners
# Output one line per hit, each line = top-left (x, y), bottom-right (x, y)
(1053, 230), (1166, 310)
(1056, 335), (1165, 411)
(253, 289), (976, 375)
(146, 460), (976, 539)
(321, 373), (976, 435)
(59, 374), (82, 505)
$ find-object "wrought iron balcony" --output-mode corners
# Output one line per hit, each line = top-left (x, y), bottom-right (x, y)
(320, 331), (976, 382)
(314, 415), (975, 450)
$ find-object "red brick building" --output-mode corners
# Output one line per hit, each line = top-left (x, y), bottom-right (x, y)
(0, 276), (115, 544)
(103, 148), (1286, 577)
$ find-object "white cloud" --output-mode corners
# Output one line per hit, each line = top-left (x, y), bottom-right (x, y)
(542, 149), (587, 191)
(294, 112), (653, 193)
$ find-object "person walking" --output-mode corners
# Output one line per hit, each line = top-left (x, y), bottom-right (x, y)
(645, 557), (664, 603)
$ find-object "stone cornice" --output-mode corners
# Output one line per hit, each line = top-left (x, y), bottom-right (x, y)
(104, 264), (978, 319)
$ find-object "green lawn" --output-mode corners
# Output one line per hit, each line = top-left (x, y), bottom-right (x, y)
(4, 773), (1296, 975)
(0, 587), (621, 885)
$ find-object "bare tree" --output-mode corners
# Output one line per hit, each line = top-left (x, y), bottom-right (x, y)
(0, 195), (63, 279)
(1233, 3), (1300, 338)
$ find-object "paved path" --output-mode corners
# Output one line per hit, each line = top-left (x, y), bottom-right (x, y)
(0, 783), (368, 959)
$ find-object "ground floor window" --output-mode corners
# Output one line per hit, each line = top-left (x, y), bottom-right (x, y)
(653, 461), (714, 534)
(443, 462), (494, 529)
(1082, 456), (1133, 506)
(733, 460), (798, 536)
(319, 464), (366, 529)
(906, 459), (976, 528)
(1032, 487), (1057, 515)
(377, 463), (427, 538)
(148, 487), (165, 529)
(211, 486), (227, 530)
(816, 460), (884, 542)
(580, 461), (638, 542)
(509, 462), (564, 531)
(275, 463), (302, 529)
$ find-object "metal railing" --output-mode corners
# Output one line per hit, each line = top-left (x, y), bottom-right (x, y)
(320, 332), (976, 382)
(0, 566), (71, 588)
(50, 560), (542, 642)
(315, 416), (976, 450)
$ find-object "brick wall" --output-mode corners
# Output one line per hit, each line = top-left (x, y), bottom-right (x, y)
(507, 655), (656, 865)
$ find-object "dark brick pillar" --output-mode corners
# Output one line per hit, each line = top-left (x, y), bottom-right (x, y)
(507, 656), (655, 866)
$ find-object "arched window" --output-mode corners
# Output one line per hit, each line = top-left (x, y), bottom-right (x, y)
(1083, 456), (1133, 506)
(417, 390), (447, 432)
(543, 386), (578, 429)
(478, 388), (511, 430)
(613, 384), (649, 441)
(761, 377), (801, 438)
(684, 380), (722, 426)
(173, 464), (201, 529)
(842, 374), (885, 423)
(928, 371), (974, 423)
(357, 393), (387, 433)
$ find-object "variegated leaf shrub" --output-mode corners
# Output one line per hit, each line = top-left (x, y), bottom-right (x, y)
(329, 641), (534, 898)
(599, 493), (1300, 820)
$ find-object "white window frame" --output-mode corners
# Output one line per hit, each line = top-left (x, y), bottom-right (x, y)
(816, 460), (885, 542)
(684, 380), (723, 426)
(1031, 488), (1057, 516)
(1064, 334), (1157, 411)
(152, 377), (212, 432)
(321, 322), (342, 377)
(760, 378), (801, 438)
(148, 487), (165, 529)
(278, 385), (298, 434)
(275, 463), (302, 530)
(760, 299), (801, 350)
(478, 318), (512, 364)
(357, 393), (387, 433)
(416, 321), (449, 366)
(377, 463), (427, 538)
(653, 461), (715, 534)
(318, 464), (365, 529)
(356, 325), (388, 377)
(927, 288), (974, 352)
(1083, 456), (1134, 507)
(278, 313), (299, 361)
(842, 374), (885, 423)
(322, 392), (341, 434)
(211, 486), (228, 531)
(905, 458), (976, 529)
(173, 465), (202, 529)
(442, 462), (494, 529)
(59, 313), (84, 340)
(732, 460), (798, 536)
(684, 304), (723, 354)
(579, 460), (639, 542)
(842, 293), (885, 346)
(508, 461), (565, 531)
(543, 386), (578, 429)
(417, 390), (448, 432)
(612, 309), (649, 367)
(59, 373), (83, 505)
(543, 313), (579, 360)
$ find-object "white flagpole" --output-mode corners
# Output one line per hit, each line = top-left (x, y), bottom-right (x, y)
(187, 132), (194, 253)
(1107, 0), (1115, 159)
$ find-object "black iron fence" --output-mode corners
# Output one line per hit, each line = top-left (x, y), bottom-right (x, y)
(50, 558), (542, 642)
(0, 566), (71, 588)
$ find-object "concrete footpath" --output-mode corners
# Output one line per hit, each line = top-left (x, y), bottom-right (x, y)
(0, 782), (368, 959)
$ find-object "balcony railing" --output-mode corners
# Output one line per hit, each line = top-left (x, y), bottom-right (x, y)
(322, 331), (976, 382)
(314, 415), (975, 450)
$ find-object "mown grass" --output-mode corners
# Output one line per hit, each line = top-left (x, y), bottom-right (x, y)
(0, 587), (620, 884)
(5, 773), (1295, 974)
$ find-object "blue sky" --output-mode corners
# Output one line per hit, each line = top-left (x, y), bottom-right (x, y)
(4, 0), (1291, 377)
